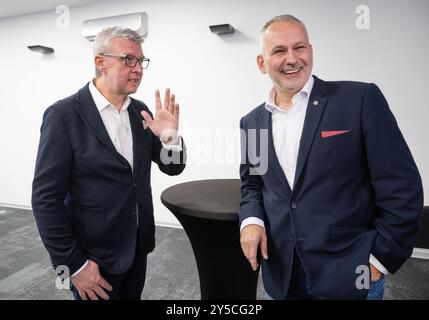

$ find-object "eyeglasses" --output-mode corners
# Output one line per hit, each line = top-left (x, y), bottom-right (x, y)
(100, 53), (150, 69)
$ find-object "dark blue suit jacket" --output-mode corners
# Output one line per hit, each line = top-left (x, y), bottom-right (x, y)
(239, 76), (423, 299)
(32, 83), (186, 275)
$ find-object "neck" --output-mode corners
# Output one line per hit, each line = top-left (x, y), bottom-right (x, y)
(274, 91), (295, 111)
(94, 78), (127, 111)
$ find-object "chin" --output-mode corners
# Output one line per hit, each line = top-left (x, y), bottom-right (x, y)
(280, 83), (303, 92)
(126, 87), (138, 94)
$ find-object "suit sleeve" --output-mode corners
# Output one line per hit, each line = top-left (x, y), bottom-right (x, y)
(239, 118), (267, 225)
(31, 107), (87, 275)
(362, 83), (424, 273)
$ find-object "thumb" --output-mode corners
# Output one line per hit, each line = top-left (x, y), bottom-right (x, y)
(141, 111), (154, 125)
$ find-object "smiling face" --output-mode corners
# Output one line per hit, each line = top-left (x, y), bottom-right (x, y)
(95, 37), (144, 96)
(257, 20), (313, 99)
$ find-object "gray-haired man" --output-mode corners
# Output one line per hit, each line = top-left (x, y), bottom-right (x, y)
(32, 26), (186, 300)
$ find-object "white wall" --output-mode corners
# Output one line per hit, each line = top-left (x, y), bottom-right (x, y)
(0, 0), (428, 226)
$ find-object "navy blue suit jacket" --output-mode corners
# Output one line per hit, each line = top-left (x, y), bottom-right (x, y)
(239, 76), (423, 299)
(32, 83), (186, 275)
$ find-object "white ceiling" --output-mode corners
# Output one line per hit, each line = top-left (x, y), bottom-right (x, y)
(0, 0), (107, 19)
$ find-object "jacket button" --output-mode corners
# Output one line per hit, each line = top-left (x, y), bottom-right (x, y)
(131, 212), (136, 217)
(291, 202), (298, 209)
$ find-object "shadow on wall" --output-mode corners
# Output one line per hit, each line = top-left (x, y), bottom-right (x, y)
(213, 28), (253, 44)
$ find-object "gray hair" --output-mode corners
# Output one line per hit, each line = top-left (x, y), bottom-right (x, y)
(94, 26), (144, 77)
(260, 14), (305, 34)
(259, 14), (309, 53)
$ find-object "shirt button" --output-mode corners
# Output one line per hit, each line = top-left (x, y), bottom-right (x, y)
(291, 202), (298, 209)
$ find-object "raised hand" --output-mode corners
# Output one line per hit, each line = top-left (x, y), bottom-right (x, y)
(141, 88), (180, 144)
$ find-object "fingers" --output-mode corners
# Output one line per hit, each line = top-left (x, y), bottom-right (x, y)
(155, 90), (161, 111)
(174, 103), (180, 120)
(93, 276), (112, 300)
(163, 88), (170, 111)
(169, 94), (175, 114)
(99, 277), (113, 292)
(78, 289), (88, 300)
(240, 235), (259, 271)
(247, 243), (259, 271)
(155, 88), (179, 115)
(93, 285), (110, 300)
(240, 225), (268, 271)
(86, 289), (99, 300)
(78, 282), (111, 300)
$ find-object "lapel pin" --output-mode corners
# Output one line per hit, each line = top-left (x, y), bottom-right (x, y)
(313, 100), (319, 106)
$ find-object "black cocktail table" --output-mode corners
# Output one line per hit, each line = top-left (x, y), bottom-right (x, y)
(161, 179), (259, 299)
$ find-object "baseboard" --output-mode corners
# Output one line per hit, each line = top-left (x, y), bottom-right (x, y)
(0, 203), (31, 210)
(1, 203), (427, 256)
(411, 248), (429, 260)
(155, 221), (183, 229)
(0, 203), (184, 229)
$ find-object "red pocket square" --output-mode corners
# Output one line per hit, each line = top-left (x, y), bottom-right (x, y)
(321, 130), (351, 138)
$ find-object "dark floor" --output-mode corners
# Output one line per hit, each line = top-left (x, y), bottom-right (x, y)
(0, 206), (428, 300)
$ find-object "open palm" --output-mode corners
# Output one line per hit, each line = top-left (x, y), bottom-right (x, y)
(141, 88), (180, 143)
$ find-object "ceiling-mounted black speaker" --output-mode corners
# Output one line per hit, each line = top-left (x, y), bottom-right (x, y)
(209, 24), (234, 35)
(27, 45), (54, 54)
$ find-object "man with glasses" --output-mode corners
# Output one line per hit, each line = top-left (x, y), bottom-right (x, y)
(32, 26), (186, 300)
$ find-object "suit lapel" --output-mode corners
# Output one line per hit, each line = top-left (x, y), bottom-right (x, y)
(128, 101), (147, 179)
(260, 107), (291, 192)
(74, 83), (129, 167)
(293, 76), (329, 190)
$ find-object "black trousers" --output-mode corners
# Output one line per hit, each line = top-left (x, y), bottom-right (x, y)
(71, 235), (147, 300)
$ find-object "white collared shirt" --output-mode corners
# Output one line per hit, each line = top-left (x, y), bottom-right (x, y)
(265, 76), (314, 189)
(241, 76), (387, 274)
(89, 79), (134, 169)
(241, 76), (313, 232)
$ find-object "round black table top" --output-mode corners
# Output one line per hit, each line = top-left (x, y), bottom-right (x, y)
(160, 179), (241, 220)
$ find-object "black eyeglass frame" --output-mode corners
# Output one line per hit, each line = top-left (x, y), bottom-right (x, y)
(100, 53), (150, 69)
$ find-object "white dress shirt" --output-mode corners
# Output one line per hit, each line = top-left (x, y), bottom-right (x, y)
(240, 76), (387, 274)
(90, 79), (134, 168)
(72, 80), (182, 277)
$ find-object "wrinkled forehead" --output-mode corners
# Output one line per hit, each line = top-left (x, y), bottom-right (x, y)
(260, 21), (309, 51)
